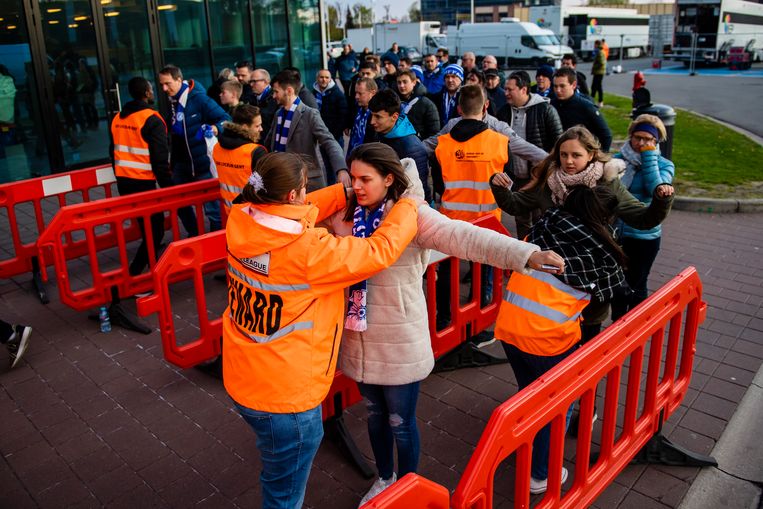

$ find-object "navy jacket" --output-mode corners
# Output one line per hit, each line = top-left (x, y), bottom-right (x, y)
(169, 80), (230, 176)
(312, 82), (348, 140)
(552, 93), (612, 152)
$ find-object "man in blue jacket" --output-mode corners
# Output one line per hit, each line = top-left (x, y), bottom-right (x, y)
(158, 65), (230, 235)
(368, 89), (431, 203)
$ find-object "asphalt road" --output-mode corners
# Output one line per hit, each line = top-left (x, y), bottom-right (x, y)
(575, 57), (763, 137)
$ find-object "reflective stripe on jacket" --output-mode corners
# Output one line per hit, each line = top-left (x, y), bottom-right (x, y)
(212, 142), (263, 213)
(222, 186), (419, 413)
(435, 129), (508, 222)
(494, 269), (591, 356)
(111, 109), (166, 180)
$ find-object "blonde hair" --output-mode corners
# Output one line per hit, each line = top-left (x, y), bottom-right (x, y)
(628, 114), (667, 142)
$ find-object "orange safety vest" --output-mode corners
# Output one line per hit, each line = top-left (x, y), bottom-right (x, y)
(435, 128), (509, 222)
(222, 185), (419, 414)
(494, 269), (591, 356)
(212, 142), (264, 214)
(111, 109), (166, 180)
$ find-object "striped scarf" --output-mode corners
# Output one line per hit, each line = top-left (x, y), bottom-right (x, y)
(348, 107), (370, 153)
(274, 97), (300, 153)
(345, 202), (386, 332)
(443, 92), (457, 122)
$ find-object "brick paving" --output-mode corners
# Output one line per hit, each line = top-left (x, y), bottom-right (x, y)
(0, 209), (761, 508)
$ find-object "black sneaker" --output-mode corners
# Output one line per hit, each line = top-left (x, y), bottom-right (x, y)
(7, 325), (32, 369)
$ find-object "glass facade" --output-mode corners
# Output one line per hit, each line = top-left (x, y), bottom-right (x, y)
(0, 0), (323, 183)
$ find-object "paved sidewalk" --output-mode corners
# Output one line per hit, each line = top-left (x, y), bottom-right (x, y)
(0, 209), (761, 508)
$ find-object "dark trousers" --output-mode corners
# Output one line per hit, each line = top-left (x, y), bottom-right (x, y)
(0, 319), (13, 343)
(436, 261), (493, 326)
(502, 342), (578, 479)
(591, 74), (604, 103)
(611, 236), (661, 321)
(116, 177), (165, 276)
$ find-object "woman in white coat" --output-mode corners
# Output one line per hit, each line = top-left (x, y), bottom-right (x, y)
(328, 143), (565, 506)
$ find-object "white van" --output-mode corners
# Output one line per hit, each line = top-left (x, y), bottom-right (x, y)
(448, 19), (574, 67)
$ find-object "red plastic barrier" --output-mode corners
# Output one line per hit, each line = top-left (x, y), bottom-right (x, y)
(426, 214), (510, 358)
(0, 165), (126, 280)
(362, 473), (450, 509)
(372, 267), (707, 508)
(37, 179), (222, 311)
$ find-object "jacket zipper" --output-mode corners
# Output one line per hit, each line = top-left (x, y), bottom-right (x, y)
(326, 324), (338, 376)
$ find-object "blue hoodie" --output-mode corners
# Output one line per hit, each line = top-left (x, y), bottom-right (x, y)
(377, 115), (431, 202)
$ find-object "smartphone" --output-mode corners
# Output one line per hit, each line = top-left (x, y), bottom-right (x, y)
(541, 264), (560, 271)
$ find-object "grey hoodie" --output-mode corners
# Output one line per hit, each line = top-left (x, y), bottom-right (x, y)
(509, 93), (549, 178)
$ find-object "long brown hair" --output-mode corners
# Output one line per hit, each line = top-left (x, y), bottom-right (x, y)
(563, 185), (627, 267)
(241, 152), (307, 204)
(524, 126), (611, 191)
(343, 143), (410, 222)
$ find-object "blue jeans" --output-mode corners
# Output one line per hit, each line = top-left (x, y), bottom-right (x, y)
(501, 343), (577, 480)
(235, 403), (324, 509)
(173, 170), (221, 236)
(358, 382), (421, 480)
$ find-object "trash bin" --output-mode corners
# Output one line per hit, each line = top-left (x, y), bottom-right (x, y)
(631, 103), (676, 160)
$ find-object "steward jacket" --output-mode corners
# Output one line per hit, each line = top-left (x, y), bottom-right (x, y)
(552, 93), (612, 151)
(222, 187), (419, 414)
(109, 100), (171, 187)
(433, 119), (509, 221)
(168, 80), (231, 177)
(212, 121), (267, 213)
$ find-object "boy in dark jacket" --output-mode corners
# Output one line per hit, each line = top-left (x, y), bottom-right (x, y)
(396, 70), (440, 140)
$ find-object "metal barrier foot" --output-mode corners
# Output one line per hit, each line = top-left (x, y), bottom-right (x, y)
(31, 257), (49, 304)
(632, 432), (718, 467)
(109, 300), (152, 335)
(324, 394), (375, 479)
(433, 340), (508, 372)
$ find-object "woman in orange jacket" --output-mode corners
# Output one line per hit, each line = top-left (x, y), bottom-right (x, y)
(222, 152), (418, 509)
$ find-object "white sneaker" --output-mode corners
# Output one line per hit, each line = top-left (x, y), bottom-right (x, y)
(359, 473), (397, 507)
(530, 467), (568, 495)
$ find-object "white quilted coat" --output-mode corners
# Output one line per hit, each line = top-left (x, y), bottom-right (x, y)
(329, 159), (540, 386)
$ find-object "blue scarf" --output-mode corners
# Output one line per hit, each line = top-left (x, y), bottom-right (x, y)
(348, 107), (370, 153)
(274, 96), (300, 153)
(345, 202), (386, 332)
(257, 85), (271, 103)
(170, 81), (190, 136)
(443, 92), (457, 122)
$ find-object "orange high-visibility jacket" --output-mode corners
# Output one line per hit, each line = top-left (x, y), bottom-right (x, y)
(111, 109), (166, 180)
(495, 269), (591, 356)
(212, 142), (265, 214)
(222, 186), (419, 413)
(435, 128), (509, 222)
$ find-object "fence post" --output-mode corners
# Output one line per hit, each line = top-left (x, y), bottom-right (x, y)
(619, 33), (625, 71)
(689, 32), (698, 76)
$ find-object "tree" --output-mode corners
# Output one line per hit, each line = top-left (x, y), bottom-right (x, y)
(327, 3), (344, 41)
(345, 4), (356, 30)
(351, 3), (373, 27)
(408, 0), (422, 22)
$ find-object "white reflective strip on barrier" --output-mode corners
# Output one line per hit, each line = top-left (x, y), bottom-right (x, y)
(42, 175), (73, 197)
(96, 167), (117, 185)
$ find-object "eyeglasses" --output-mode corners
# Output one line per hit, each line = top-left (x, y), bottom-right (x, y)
(632, 134), (657, 144)
(250, 78), (265, 83)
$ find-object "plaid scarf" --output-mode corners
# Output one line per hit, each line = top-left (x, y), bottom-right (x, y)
(274, 96), (300, 153)
(345, 202), (386, 332)
(348, 107), (370, 153)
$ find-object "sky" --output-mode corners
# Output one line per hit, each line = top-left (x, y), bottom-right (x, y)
(335, 0), (415, 23)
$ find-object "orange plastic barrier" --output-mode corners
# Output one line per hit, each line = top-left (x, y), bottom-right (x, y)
(361, 473), (450, 509)
(37, 179), (222, 311)
(0, 165), (125, 302)
(371, 267), (707, 509)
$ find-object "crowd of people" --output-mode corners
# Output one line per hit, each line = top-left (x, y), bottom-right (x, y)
(104, 41), (675, 508)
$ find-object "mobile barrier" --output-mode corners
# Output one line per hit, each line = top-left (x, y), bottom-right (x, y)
(37, 179), (223, 332)
(0, 165), (122, 303)
(367, 267), (714, 508)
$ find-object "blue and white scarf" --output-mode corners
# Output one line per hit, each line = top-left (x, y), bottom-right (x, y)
(443, 92), (458, 122)
(348, 107), (370, 153)
(274, 96), (300, 153)
(257, 85), (271, 104)
(170, 81), (190, 136)
(345, 202), (386, 332)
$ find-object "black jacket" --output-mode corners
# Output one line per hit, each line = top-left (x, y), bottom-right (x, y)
(486, 86), (506, 112)
(254, 87), (278, 142)
(429, 90), (460, 129)
(496, 99), (562, 153)
(398, 93), (440, 141)
(312, 83), (348, 140)
(298, 84), (319, 110)
(110, 99), (172, 188)
(575, 71), (590, 96)
(552, 93), (612, 152)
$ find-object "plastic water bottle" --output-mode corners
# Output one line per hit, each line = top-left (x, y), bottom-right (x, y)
(99, 306), (111, 333)
(203, 124), (215, 139)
